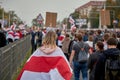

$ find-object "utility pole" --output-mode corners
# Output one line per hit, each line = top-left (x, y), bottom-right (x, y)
(9, 11), (11, 27)
(2, 8), (4, 28)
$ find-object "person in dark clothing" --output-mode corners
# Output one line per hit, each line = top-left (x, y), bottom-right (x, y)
(69, 33), (90, 80)
(36, 28), (43, 47)
(93, 30), (103, 51)
(68, 33), (77, 55)
(117, 32), (120, 50)
(0, 23), (6, 48)
(31, 27), (37, 53)
(56, 29), (61, 46)
(95, 37), (120, 80)
(83, 32), (88, 42)
(88, 41), (104, 80)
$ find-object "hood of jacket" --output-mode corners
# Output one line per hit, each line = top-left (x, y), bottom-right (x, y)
(40, 46), (57, 55)
(104, 48), (120, 57)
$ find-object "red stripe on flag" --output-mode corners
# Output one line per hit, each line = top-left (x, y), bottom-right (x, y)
(58, 36), (64, 41)
(17, 56), (72, 80)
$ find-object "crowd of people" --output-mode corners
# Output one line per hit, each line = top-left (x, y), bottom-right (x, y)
(69, 29), (120, 80)
(18, 28), (72, 80)
(26, 26), (120, 80)
(1, 23), (120, 80)
(0, 23), (29, 48)
(1, 23), (119, 80)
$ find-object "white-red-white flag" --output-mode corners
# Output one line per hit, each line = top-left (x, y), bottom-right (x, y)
(69, 16), (75, 24)
(6, 30), (15, 41)
(10, 22), (16, 30)
(62, 24), (67, 31)
(17, 47), (72, 80)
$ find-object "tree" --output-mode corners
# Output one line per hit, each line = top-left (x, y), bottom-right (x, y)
(0, 8), (3, 19)
(70, 11), (79, 19)
(32, 18), (37, 26)
(89, 7), (99, 28)
(106, 0), (120, 28)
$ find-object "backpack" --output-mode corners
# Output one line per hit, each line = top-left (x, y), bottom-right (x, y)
(0, 31), (6, 48)
(105, 54), (120, 80)
(77, 42), (88, 63)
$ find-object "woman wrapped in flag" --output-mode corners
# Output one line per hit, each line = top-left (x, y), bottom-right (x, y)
(17, 30), (73, 80)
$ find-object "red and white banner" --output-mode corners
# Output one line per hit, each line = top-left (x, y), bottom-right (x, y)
(17, 47), (72, 80)
(10, 22), (16, 30)
(62, 24), (67, 31)
(69, 16), (75, 24)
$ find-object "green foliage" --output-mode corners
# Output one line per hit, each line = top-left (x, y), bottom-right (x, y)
(0, 8), (3, 19)
(89, 7), (99, 28)
(62, 18), (68, 24)
(106, 0), (120, 28)
(70, 11), (79, 19)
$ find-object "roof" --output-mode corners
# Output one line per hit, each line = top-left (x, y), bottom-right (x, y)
(75, 1), (105, 11)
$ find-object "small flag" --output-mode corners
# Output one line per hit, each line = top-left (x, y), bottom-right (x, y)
(69, 16), (75, 24)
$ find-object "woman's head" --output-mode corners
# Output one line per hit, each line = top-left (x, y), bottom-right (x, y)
(43, 30), (57, 48)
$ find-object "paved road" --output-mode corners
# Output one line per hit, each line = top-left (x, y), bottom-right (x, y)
(71, 72), (89, 80)
(71, 74), (82, 80)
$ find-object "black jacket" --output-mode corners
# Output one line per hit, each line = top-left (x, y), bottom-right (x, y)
(95, 48), (120, 80)
(0, 31), (6, 48)
(88, 50), (103, 80)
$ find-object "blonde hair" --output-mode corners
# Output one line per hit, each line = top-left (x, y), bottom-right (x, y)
(42, 30), (57, 48)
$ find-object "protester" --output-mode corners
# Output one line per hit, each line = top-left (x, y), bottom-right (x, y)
(6, 29), (14, 43)
(83, 31), (88, 42)
(17, 30), (72, 80)
(57, 30), (65, 48)
(86, 35), (94, 54)
(62, 33), (71, 60)
(36, 27), (43, 47)
(68, 33), (77, 56)
(0, 23), (7, 48)
(117, 32), (120, 50)
(69, 33), (89, 80)
(103, 33), (110, 50)
(30, 26), (37, 53)
(14, 27), (21, 41)
(95, 37), (120, 80)
(88, 41), (104, 80)
(93, 30), (103, 50)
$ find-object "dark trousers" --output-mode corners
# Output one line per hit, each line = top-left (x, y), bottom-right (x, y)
(64, 53), (69, 61)
(73, 61), (88, 80)
(31, 41), (37, 54)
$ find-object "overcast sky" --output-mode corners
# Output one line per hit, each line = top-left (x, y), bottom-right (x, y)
(1, 0), (104, 26)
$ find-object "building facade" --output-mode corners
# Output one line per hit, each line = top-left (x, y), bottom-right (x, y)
(75, 1), (105, 29)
